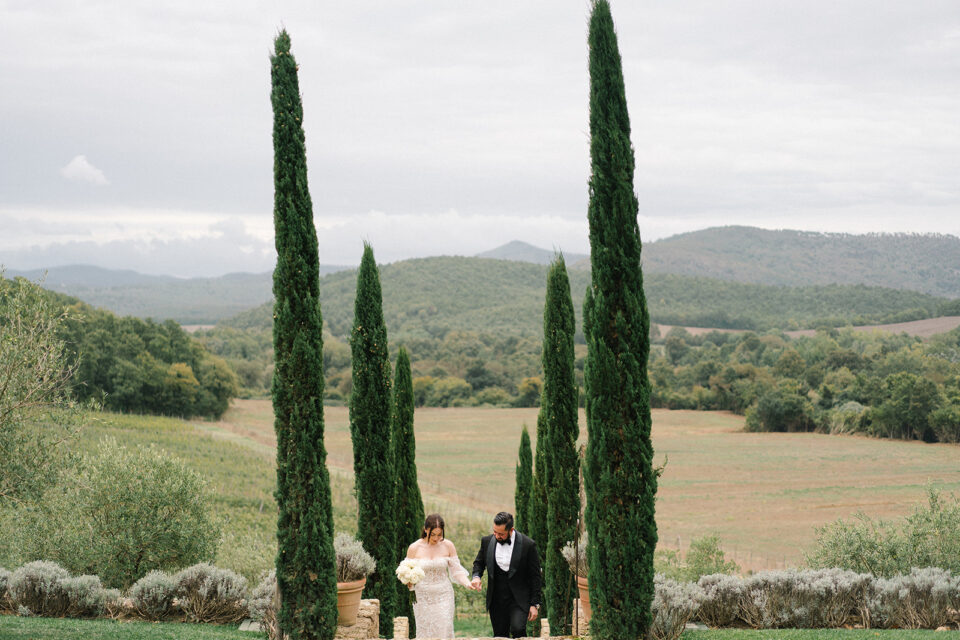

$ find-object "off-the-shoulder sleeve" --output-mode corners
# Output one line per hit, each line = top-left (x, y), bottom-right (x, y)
(446, 556), (472, 587)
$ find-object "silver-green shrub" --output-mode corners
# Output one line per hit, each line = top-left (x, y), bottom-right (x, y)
(129, 570), (178, 620)
(63, 574), (111, 617)
(10, 438), (220, 589)
(739, 569), (873, 629)
(807, 487), (960, 577)
(647, 576), (703, 640)
(248, 569), (276, 621)
(696, 573), (745, 628)
(8, 561), (71, 617)
(561, 534), (588, 578)
(867, 567), (960, 629)
(334, 533), (376, 582)
(174, 563), (248, 624)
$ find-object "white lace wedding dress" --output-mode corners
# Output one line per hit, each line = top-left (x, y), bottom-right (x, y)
(412, 556), (472, 639)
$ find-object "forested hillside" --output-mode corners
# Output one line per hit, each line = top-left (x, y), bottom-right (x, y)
(637, 227), (960, 298)
(12, 227), (960, 322)
(197, 256), (960, 412)
(0, 278), (238, 418)
(223, 256), (955, 338)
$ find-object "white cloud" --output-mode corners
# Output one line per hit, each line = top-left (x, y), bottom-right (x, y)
(60, 155), (109, 186)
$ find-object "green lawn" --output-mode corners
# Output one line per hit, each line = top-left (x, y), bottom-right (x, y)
(1, 616), (956, 639)
(683, 631), (957, 639)
(0, 616), (256, 639)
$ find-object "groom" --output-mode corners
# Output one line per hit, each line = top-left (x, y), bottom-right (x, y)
(470, 511), (543, 638)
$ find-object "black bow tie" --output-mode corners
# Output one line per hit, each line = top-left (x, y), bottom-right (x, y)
(496, 537), (511, 545)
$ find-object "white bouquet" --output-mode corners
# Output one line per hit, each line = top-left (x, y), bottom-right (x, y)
(396, 559), (425, 603)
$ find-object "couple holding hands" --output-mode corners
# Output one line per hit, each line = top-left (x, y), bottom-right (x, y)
(401, 511), (542, 639)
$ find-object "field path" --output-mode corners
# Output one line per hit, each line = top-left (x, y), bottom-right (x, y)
(208, 400), (960, 573)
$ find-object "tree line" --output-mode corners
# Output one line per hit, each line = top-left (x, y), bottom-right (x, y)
(650, 326), (960, 444)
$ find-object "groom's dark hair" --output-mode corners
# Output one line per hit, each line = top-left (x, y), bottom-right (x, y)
(494, 511), (514, 529)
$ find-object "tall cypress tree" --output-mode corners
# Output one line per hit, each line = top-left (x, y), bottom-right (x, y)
(391, 346), (423, 636)
(543, 256), (579, 634)
(514, 425), (533, 535)
(270, 30), (337, 640)
(528, 410), (549, 552)
(349, 243), (396, 636)
(528, 411), (549, 636)
(583, 2), (657, 639)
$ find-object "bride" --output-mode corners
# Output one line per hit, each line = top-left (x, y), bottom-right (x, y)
(405, 513), (473, 639)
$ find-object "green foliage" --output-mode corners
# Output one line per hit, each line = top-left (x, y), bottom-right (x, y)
(514, 425), (533, 536)
(57, 303), (238, 419)
(529, 411), (549, 552)
(653, 536), (740, 583)
(391, 347), (423, 632)
(349, 244), (396, 635)
(208, 254), (953, 403)
(745, 380), (815, 433)
(542, 257), (580, 634)
(7, 438), (219, 589)
(867, 373), (943, 441)
(807, 487), (960, 578)
(584, 2), (657, 637)
(270, 29), (338, 640)
(0, 276), (87, 504)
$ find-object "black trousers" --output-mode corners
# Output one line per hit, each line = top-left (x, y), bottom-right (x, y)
(489, 599), (527, 638)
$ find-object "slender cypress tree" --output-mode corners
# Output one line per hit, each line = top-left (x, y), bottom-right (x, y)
(583, 2), (657, 638)
(391, 346), (423, 636)
(528, 410), (549, 552)
(543, 256), (579, 634)
(528, 410), (549, 636)
(514, 425), (533, 535)
(349, 243), (396, 637)
(270, 30), (337, 640)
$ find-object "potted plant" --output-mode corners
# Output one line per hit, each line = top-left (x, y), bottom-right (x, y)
(561, 535), (590, 624)
(334, 533), (376, 626)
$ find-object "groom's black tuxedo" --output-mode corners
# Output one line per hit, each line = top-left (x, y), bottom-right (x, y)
(472, 531), (543, 637)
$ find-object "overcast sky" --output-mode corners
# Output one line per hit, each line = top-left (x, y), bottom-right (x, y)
(1, 1), (959, 277)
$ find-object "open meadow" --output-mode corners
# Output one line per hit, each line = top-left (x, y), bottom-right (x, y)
(189, 400), (960, 575)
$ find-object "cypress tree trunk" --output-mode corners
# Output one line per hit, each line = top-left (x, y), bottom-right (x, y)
(583, 2), (657, 639)
(270, 30), (337, 640)
(514, 425), (533, 535)
(392, 346), (423, 636)
(349, 243), (396, 637)
(543, 256), (579, 634)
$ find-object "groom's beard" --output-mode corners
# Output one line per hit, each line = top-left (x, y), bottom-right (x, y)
(496, 537), (510, 545)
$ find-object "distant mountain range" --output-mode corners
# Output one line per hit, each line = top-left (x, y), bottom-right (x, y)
(5, 227), (958, 324)
(4, 264), (347, 324)
(475, 240), (588, 265)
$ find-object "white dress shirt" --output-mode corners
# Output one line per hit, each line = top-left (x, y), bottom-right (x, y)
(494, 529), (515, 572)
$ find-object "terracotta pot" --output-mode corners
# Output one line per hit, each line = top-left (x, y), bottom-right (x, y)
(336, 577), (367, 626)
(576, 575), (591, 625)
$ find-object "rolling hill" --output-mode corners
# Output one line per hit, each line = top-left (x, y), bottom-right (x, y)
(635, 226), (960, 298)
(8, 227), (960, 325)
(223, 256), (954, 339)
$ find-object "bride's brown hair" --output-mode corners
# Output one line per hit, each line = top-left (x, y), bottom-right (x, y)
(421, 513), (445, 540)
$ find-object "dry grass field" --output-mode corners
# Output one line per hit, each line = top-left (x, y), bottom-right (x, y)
(208, 400), (960, 573)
